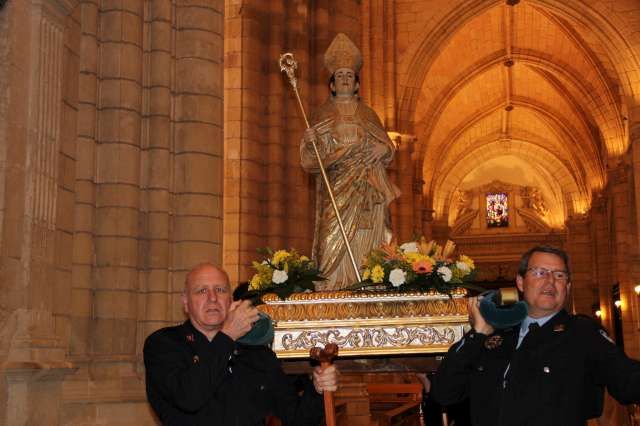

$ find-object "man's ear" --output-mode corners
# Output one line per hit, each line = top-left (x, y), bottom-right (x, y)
(182, 292), (189, 315)
(516, 275), (524, 292)
(354, 81), (360, 92)
(329, 81), (336, 93)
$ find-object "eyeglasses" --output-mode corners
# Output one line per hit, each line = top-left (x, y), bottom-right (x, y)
(526, 267), (570, 282)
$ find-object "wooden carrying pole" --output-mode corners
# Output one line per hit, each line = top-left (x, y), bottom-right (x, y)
(279, 53), (362, 283)
(310, 343), (339, 426)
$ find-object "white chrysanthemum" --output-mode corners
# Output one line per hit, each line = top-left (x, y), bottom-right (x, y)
(400, 242), (419, 253)
(437, 266), (452, 282)
(272, 269), (288, 284)
(389, 268), (407, 287)
(456, 261), (470, 273)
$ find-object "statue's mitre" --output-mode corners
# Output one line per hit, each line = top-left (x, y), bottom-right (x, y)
(324, 33), (362, 74)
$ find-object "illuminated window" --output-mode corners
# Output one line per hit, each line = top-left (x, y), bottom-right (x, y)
(486, 193), (508, 227)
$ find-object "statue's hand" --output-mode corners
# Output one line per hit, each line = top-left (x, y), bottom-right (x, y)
(303, 128), (317, 148)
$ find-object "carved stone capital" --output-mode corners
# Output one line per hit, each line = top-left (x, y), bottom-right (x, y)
(32, 0), (79, 17)
(2, 361), (75, 383)
(608, 162), (630, 185)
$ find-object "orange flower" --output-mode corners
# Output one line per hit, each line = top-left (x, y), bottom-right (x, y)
(380, 241), (402, 261)
(412, 259), (433, 274)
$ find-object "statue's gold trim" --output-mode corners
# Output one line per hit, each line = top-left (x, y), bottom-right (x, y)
(260, 290), (468, 322)
(262, 288), (467, 302)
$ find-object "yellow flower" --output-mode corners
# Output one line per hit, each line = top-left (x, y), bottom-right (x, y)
(249, 274), (263, 290)
(459, 254), (475, 270)
(272, 250), (290, 267)
(405, 252), (432, 265)
(371, 265), (385, 283)
(300, 255), (309, 263)
(362, 269), (371, 281)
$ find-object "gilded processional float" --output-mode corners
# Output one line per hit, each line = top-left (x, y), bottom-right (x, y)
(244, 34), (474, 360)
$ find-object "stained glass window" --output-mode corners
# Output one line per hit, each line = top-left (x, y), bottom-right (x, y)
(486, 193), (508, 227)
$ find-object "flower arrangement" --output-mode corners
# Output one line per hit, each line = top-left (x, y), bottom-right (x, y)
(245, 248), (325, 301)
(357, 238), (480, 295)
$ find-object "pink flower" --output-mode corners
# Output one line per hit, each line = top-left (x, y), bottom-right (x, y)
(412, 259), (433, 274)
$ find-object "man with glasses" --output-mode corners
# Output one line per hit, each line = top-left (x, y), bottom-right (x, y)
(432, 246), (640, 426)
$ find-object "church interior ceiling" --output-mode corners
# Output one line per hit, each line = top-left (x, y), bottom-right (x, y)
(396, 1), (634, 230)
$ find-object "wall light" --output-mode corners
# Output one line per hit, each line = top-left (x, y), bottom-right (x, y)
(635, 285), (640, 295)
(595, 310), (602, 318)
(614, 299), (622, 309)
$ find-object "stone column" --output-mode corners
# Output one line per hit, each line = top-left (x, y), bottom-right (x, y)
(265, 0), (286, 251)
(422, 207), (434, 241)
(92, 0), (144, 373)
(565, 214), (595, 315)
(413, 178), (425, 238)
(70, 0), (98, 362)
(0, 1), (76, 424)
(224, 0), (268, 283)
(431, 218), (451, 242)
(284, 1), (312, 253)
(606, 161), (638, 357)
(590, 194), (615, 333)
(359, 0), (386, 122)
(311, 0), (329, 109)
(629, 124), (640, 355)
(172, 0), (224, 298)
(388, 134), (400, 237)
(140, 0), (173, 342)
(396, 135), (415, 242)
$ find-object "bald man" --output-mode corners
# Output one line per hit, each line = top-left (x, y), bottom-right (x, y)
(144, 263), (337, 425)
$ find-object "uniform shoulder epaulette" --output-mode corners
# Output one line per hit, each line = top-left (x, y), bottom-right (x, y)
(570, 313), (601, 328)
(570, 314), (616, 343)
(156, 324), (182, 340)
(572, 313), (597, 322)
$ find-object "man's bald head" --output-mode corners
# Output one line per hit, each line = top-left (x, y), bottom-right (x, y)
(184, 263), (230, 292)
(182, 263), (232, 339)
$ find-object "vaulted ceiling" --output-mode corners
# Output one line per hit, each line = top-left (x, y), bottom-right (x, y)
(400, 0), (637, 228)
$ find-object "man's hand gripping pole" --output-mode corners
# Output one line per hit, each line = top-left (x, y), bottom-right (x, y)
(310, 343), (339, 426)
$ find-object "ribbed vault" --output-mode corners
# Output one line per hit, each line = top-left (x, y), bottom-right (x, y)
(396, 0), (640, 227)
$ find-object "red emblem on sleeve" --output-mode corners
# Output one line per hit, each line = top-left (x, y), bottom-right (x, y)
(484, 335), (503, 350)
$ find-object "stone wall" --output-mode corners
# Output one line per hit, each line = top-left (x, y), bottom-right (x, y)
(0, 0), (224, 424)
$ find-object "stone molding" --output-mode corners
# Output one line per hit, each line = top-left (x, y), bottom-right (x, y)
(454, 231), (566, 245)
(31, 0), (77, 21)
(451, 209), (478, 235)
(516, 207), (551, 233)
(2, 361), (75, 383)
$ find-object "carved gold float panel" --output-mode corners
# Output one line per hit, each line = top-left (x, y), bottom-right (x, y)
(259, 290), (470, 358)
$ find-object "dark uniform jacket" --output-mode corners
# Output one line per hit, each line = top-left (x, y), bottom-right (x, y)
(144, 321), (324, 426)
(431, 310), (640, 426)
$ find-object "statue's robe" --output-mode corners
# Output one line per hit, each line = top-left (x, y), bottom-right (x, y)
(301, 96), (401, 290)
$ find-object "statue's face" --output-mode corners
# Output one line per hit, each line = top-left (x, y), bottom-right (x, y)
(332, 68), (357, 97)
